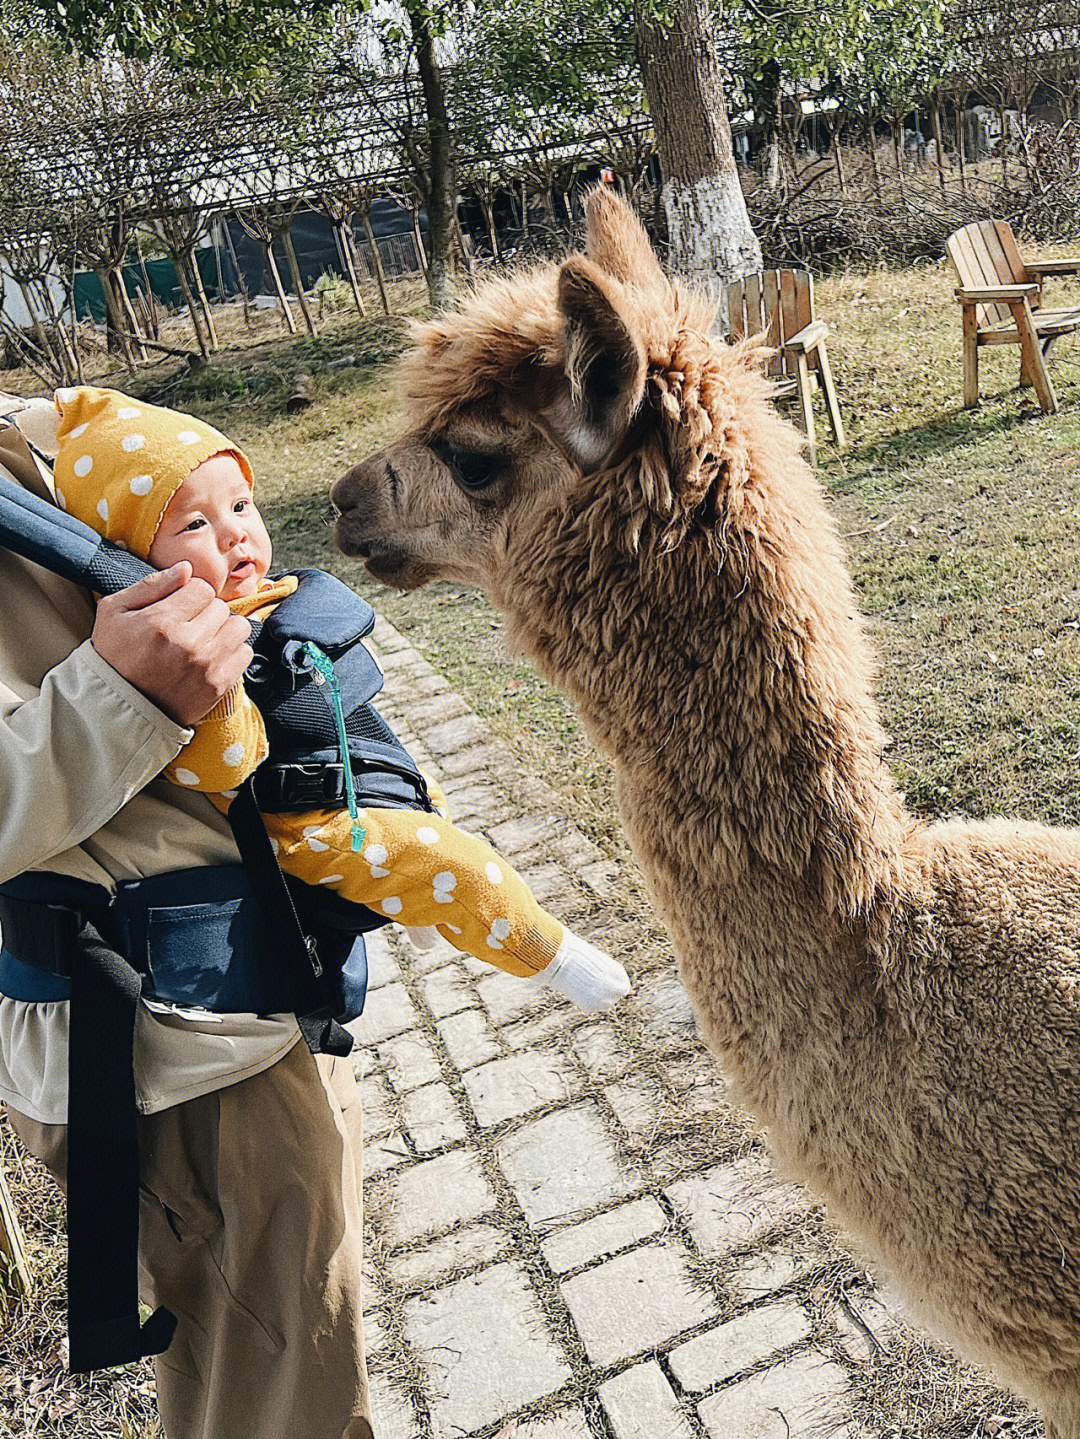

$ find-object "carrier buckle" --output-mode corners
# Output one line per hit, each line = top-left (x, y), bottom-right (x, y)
(257, 761), (347, 810)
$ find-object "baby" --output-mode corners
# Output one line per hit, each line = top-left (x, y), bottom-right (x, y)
(28, 386), (630, 1011)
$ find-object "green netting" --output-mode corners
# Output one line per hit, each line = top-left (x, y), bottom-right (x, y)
(73, 249), (238, 323)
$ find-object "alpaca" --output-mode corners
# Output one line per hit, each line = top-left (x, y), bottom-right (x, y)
(331, 189), (1080, 1435)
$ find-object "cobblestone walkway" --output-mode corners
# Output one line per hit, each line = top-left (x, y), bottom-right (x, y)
(355, 616), (907, 1439)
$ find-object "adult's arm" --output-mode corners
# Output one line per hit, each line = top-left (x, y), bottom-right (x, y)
(0, 566), (254, 883)
(0, 639), (193, 884)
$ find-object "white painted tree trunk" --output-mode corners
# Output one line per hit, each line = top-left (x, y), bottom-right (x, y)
(662, 174), (762, 306)
(635, 0), (763, 313)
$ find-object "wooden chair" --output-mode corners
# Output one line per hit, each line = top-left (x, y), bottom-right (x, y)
(724, 269), (845, 463)
(946, 219), (1080, 414)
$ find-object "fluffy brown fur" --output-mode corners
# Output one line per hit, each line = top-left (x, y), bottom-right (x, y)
(332, 189), (1080, 1434)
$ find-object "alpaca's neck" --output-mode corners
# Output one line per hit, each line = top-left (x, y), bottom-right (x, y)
(506, 461), (906, 914)
(502, 452), (908, 1110)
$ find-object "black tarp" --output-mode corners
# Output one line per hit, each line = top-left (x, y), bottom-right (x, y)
(224, 198), (424, 296)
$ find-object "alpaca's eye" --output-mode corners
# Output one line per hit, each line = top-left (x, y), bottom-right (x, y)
(434, 443), (501, 493)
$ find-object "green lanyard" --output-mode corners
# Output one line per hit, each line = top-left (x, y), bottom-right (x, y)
(302, 642), (366, 853)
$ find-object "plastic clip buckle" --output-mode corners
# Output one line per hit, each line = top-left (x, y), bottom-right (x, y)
(263, 762), (348, 809)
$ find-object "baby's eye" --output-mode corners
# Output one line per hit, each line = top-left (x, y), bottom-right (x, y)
(233, 498), (250, 513)
(182, 517), (207, 533)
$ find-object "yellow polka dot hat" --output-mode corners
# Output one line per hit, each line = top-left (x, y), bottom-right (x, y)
(52, 386), (253, 560)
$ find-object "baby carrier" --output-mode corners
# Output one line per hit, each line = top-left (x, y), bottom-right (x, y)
(0, 467), (435, 1372)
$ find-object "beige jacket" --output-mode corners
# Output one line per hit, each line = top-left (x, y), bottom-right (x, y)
(0, 403), (299, 1124)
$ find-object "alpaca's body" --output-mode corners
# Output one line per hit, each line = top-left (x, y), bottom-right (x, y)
(332, 190), (1080, 1432)
(650, 804), (1080, 1414)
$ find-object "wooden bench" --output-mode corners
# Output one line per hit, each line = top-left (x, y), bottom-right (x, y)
(725, 269), (844, 464)
(946, 219), (1080, 414)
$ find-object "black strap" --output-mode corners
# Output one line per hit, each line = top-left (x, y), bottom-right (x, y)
(67, 921), (177, 1372)
(227, 777), (351, 1057)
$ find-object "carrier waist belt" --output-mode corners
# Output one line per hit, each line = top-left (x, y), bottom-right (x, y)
(0, 865), (371, 1015)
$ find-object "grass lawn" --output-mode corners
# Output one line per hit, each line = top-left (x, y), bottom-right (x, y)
(4, 254), (1080, 1436)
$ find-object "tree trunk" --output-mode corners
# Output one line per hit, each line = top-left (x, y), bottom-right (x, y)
(1000, 105), (1008, 187)
(222, 220), (252, 326)
(764, 134), (781, 192)
(38, 279), (79, 384)
(15, 280), (59, 372)
(635, 0), (761, 294)
(452, 212), (475, 276)
(410, 206), (428, 275)
(97, 267), (137, 373)
(759, 59), (782, 193)
(62, 257), (85, 383)
(52, 317), (80, 384)
(931, 94), (946, 198)
(133, 235), (159, 339)
(360, 209), (391, 314)
(831, 123), (848, 197)
(481, 196), (500, 261)
(334, 219), (367, 316)
(892, 120), (906, 199)
(281, 227), (317, 335)
(113, 268), (148, 360)
(265, 240), (297, 333)
(210, 225), (226, 304)
(186, 247), (219, 350)
(865, 118), (883, 197)
(172, 251), (210, 360)
(410, 5), (455, 307)
(955, 100), (967, 195)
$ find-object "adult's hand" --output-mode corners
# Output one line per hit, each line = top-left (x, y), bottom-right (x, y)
(91, 563), (253, 727)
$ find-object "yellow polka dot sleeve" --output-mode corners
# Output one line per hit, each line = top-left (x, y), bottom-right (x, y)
(162, 575), (291, 793)
(164, 681), (269, 792)
(265, 806), (564, 979)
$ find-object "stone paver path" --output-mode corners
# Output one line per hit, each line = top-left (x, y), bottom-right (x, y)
(353, 617), (913, 1439)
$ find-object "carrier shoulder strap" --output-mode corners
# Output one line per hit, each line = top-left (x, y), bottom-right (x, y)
(0, 468), (155, 592)
(67, 919), (177, 1371)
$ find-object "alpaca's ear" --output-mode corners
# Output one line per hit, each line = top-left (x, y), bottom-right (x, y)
(537, 256), (646, 471)
(583, 187), (669, 293)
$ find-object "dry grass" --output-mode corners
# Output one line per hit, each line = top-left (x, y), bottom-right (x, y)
(0, 1115), (161, 1438)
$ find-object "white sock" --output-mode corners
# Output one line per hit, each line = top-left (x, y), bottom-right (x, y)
(539, 928), (630, 1012)
(402, 925), (441, 952)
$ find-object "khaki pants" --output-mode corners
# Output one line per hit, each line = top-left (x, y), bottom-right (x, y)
(6, 1041), (373, 1439)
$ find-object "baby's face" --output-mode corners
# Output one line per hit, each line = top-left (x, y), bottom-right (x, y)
(148, 454), (272, 601)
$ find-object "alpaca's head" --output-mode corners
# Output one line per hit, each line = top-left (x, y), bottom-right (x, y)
(332, 187), (790, 595)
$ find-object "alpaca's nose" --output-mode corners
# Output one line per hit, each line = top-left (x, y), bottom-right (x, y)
(331, 455), (388, 557)
(329, 468), (357, 518)
(331, 454), (383, 517)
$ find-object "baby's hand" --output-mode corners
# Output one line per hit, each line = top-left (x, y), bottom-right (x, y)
(540, 929), (630, 1012)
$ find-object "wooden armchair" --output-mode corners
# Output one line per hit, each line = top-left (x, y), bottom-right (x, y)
(724, 269), (844, 464)
(946, 219), (1080, 414)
